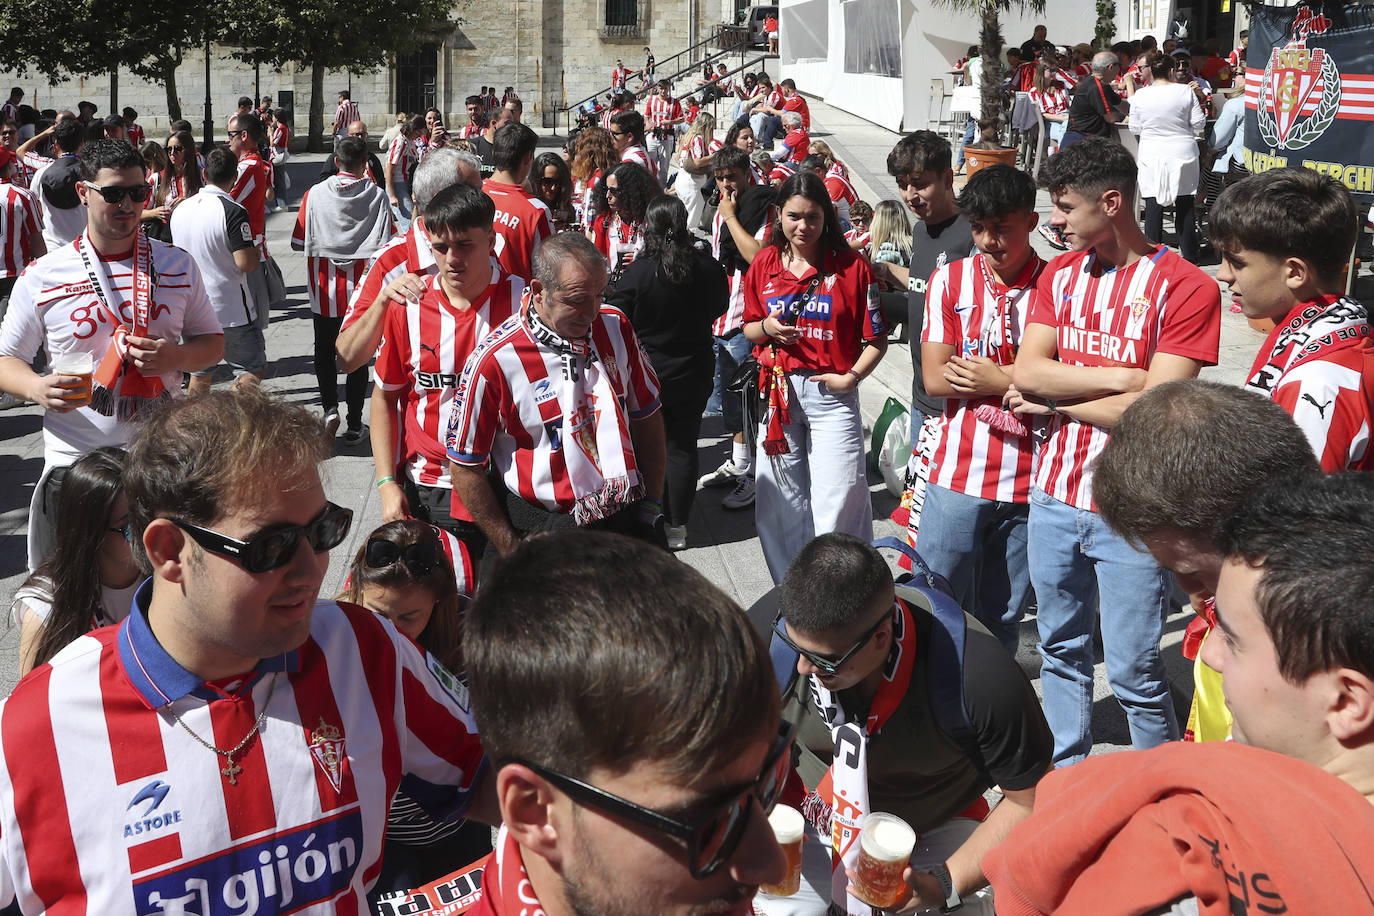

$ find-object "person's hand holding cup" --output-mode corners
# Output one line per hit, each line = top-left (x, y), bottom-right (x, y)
(848, 812), (916, 909)
(51, 351), (93, 410)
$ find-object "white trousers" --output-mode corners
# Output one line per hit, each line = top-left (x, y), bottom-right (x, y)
(755, 373), (873, 584)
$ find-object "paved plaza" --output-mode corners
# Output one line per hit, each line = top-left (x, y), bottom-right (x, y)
(0, 99), (1270, 751)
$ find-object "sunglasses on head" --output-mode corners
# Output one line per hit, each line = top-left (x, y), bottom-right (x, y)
(505, 718), (797, 878)
(84, 182), (153, 204)
(772, 603), (895, 677)
(364, 537), (439, 578)
(170, 502), (353, 573)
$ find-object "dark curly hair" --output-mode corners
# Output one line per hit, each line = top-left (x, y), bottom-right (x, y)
(591, 161), (661, 226)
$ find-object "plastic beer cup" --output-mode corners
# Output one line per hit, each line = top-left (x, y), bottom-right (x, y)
(850, 812), (915, 908)
(759, 804), (805, 896)
(52, 351), (93, 408)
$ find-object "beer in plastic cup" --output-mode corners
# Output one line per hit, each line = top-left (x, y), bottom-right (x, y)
(849, 812), (915, 909)
(759, 804), (805, 896)
(53, 351), (93, 408)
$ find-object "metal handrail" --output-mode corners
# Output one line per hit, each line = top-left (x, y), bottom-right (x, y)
(558, 24), (773, 135)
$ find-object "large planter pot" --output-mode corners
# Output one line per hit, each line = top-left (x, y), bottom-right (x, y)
(964, 146), (1018, 177)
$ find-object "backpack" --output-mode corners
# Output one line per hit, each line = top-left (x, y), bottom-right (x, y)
(767, 536), (994, 788)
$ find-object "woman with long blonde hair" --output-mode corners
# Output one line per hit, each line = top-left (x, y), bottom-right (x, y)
(674, 110), (718, 229)
(570, 125), (619, 226)
(868, 199), (913, 270)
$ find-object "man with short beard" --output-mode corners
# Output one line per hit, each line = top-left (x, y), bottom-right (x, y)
(464, 530), (789, 916)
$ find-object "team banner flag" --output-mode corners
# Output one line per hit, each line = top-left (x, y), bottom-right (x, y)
(1243, 2), (1374, 203)
(375, 859), (485, 916)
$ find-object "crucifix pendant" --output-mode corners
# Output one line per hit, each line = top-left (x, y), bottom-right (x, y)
(221, 757), (243, 785)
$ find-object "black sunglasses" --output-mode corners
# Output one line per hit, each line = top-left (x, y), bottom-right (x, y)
(505, 719), (796, 878)
(167, 145), (186, 153)
(364, 537), (438, 578)
(170, 502), (353, 573)
(773, 603), (895, 677)
(84, 182), (153, 204)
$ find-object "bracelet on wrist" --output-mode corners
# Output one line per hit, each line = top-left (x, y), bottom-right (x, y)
(376, 475), (396, 488)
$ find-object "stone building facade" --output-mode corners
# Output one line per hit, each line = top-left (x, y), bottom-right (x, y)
(1, 0), (748, 138)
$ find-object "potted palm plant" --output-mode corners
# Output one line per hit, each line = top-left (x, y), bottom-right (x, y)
(937, 0), (1046, 175)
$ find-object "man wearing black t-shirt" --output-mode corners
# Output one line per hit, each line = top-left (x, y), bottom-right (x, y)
(1063, 51), (1128, 148)
(757, 533), (1052, 915)
(879, 131), (975, 534)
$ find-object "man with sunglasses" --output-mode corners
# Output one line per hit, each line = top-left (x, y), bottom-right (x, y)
(763, 533), (1051, 915)
(0, 388), (497, 912)
(464, 529), (789, 915)
(0, 138), (223, 571)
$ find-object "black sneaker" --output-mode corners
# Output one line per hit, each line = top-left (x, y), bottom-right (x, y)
(342, 423), (367, 445)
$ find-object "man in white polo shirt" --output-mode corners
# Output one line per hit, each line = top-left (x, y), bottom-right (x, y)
(172, 148), (263, 392)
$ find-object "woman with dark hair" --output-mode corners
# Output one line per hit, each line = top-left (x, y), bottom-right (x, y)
(742, 170), (888, 582)
(587, 161), (661, 275)
(606, 196), (728, 549)
(10, 447), (139, 675)
(524, 150), (575, 231)
(570, 125), (619, 227)
(1130, 49), (1206, 262)
(337, 519), (490, 908)
(145, 130), (200, 240)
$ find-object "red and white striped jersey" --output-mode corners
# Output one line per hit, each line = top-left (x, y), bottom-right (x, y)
(763, 88), (785, 110)
(126, 121), (145, 146)
(1243, 296), (1374, 472)
(387, 136), (415, 179)
(17, 151), (49, 189)
(710, 199), (774, 336)
(447, 300), (662, 513)
(460, 123), (482, 140)
(0, 182), (43, 278)
(644, 95), (683, 130)
(923, 253), (1045, 503)
(270, 123), (289, 152)
(1028, 246), (1221, 510)
(482, 179), (553, 282)
(340, 218), (437, 335)
(824, 166), (856, 226)
(620, 144), (656, 179)
(780, 129), (810, 164)
(335, 99), (360, 131)
(589, 212), (644, 276)
(1031, 86), (1069, 115)
(0, 585), (486, 914)
(150, 173), (193, 211)
(230, 151), (270, 258)
(374, 264), (524, 491)
(844, 227), (871, 254)
(611, 66), (631, 90)
(1052, 68), (1080, 89)
(290, 176), (395, 318)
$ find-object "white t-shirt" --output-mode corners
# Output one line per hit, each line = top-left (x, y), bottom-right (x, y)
(10, 579), (140, 630)
(0, 236), (222, 468)
(170, 186), (258, 328)
(31, 157), (89, 251)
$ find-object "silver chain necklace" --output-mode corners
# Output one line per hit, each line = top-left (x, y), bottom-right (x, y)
(164, 673), (279, 786)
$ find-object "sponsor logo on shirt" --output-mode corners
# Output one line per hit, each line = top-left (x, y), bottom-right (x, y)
(1059, 327), (1140, 365)
(125, 779), (183, 838)
(426, 653), (471, 712)
(533, 378), (559, 405)
(133, 807), (364, 915)
(416, 370), (460, 389)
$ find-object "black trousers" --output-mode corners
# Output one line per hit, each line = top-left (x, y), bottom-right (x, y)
(660, 382), (712, 527)
(1143, 195), (1198, 263)
(311, 314), (368, 424)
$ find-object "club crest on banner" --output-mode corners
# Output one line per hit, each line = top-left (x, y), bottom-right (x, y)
(1257, 10), (1340, 150)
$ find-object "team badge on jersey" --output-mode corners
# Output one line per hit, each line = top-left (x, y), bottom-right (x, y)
(308, 719), (347, 793)
(1130, 296), (1150, 319)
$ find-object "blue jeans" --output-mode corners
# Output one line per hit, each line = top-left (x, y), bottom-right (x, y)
(751, 112), (783, 149)
(915, 483), (1031, 658)
(710, 331), (753, 428)
(957, 117), (976, 167)
(391, 179), (413, 232)
(1027, 486), (1179, 766)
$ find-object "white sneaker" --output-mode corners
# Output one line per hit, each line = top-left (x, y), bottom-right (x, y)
(323, 409), (341, 437)
(721, 475), (756, 509)
(698, 458), (747, 489)
(665, 524), (688, 550)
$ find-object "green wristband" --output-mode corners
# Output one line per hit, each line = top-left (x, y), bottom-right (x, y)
(376, 475), (396, 488)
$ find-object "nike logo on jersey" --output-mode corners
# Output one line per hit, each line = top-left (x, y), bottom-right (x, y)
(1302, 393), (1333, 419)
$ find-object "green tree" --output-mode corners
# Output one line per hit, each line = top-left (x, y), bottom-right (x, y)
(236, 0), (452, 151)
(0, 0), (213, 121)
(933, 0), (1047, 147)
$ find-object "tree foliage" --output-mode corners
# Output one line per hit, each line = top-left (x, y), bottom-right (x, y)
(234, 0), (453, 149)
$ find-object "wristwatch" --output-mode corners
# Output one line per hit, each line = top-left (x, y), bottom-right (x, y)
(928, 863), (962, 912)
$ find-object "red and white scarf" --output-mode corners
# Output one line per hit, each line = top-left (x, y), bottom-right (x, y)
(1244, 295), (1370, 396)
(80, 231), (170, 420)
(759, 270), (825, 456)
(971, 254), (1038, 436)
(803, 600), (917, 915)
(469, 827), (544, 916)
(524, 292), (643, 524)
